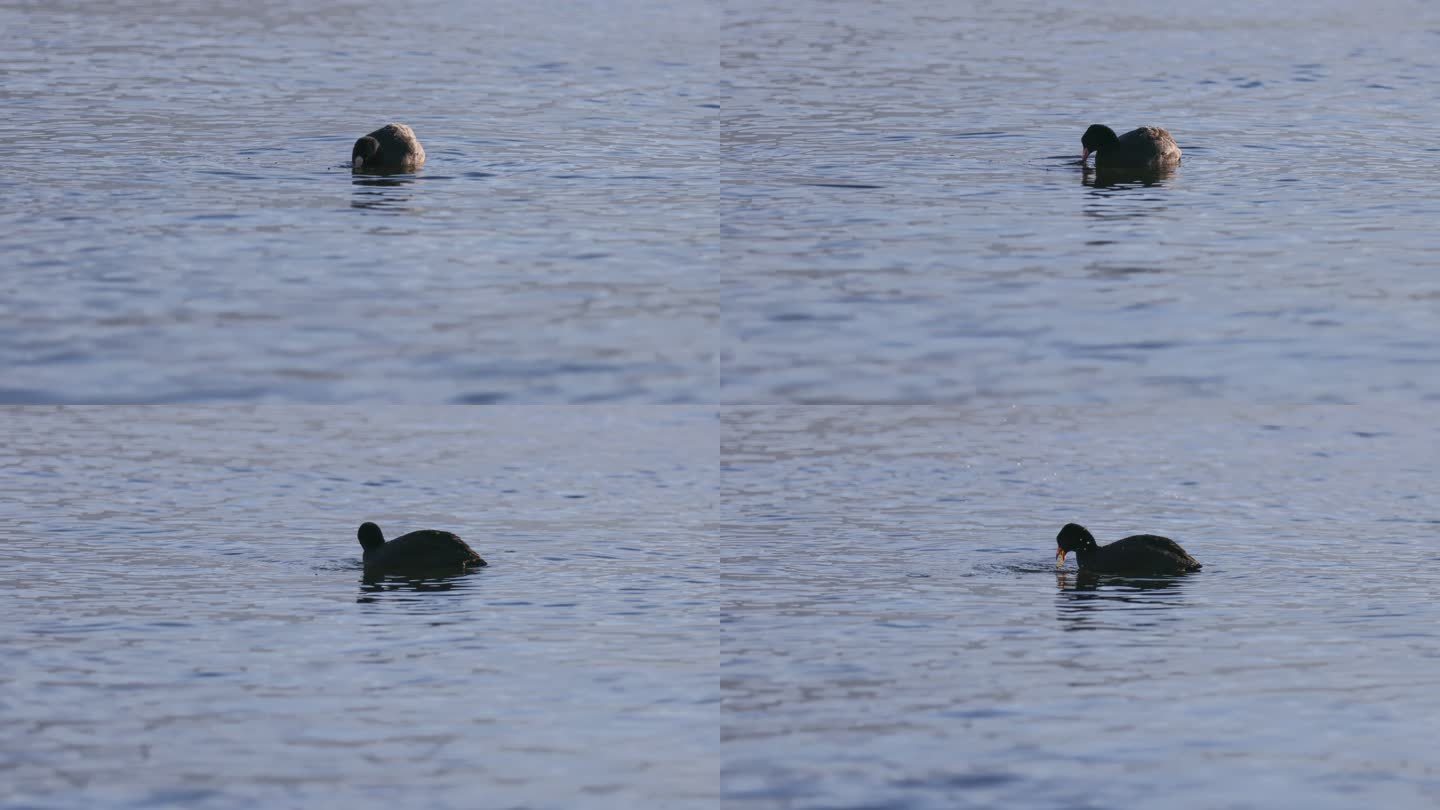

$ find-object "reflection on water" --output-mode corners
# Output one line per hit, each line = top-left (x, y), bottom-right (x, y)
(350, 176), (422, 189)
(1082, 165), (1177, 189)
(1055, 571), (1193, 632)
(358, 567), (484, 599)
(350, 175), (424, 211)
(1056, 570), (1192, 592)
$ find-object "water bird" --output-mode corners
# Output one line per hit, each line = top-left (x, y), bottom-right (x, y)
(1080, 124), (1181, 170)
(358, 521), (486, 575)
(1055, 523), (1201, 574)
(352, 123), (426, 171)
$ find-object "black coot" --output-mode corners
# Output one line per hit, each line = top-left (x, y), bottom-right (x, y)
(351, 123), (426, 171)
(1055, 523), (1201, 574)
(1080, 124), (1181, 170)
(358, 521), (486, 574)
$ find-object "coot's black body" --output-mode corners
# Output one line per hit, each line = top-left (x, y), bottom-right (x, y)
(1081, 124), (1181, 170)
(358, 521), (485, 575)
(351, 123), (426, 171)
(1055, 523), (1200, 574)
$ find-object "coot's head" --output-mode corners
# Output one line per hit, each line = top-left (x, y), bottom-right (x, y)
(358, 521), (386, 553)
(1080, 124), (1118, 163)
(1056, 522), (1098, 565)
(352, 136), (381, 169)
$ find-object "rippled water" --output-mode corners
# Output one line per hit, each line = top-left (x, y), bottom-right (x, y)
(8, 0), (1440, 805)
(1, 0), (717, 403)
(722, 0), (1440, 402)
(1, 407), (717, 808)
(722, 406), (1440, 808)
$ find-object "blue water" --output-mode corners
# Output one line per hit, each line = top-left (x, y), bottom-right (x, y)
(6, 0), (1439, 806)
(0, 407), (717, 808)
(722, 405), (1440, 808)
(0, 0), (717, 403)
(722, 0), (1440, 403)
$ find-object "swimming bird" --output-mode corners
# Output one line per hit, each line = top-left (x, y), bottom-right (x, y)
(358, 521), (486, 575)
(351, 123), (426, 171)
(1055, 523), (1201, 574)
(1080, 124), (1181, 170)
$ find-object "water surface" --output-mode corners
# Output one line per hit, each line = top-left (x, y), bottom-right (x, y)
(722, 0), (1440, 402)
(723, 405), (1440, 808)
(1, 406), (717, 809)
(1, 0), (717, 403)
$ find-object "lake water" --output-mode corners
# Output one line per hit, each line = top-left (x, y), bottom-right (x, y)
(722, 405), (1440, 808)
(722, 0), (1440, 403)
(0, 0), (717, 403)
(6, 0), (1439, 805)
(0, 407), (717, 808)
